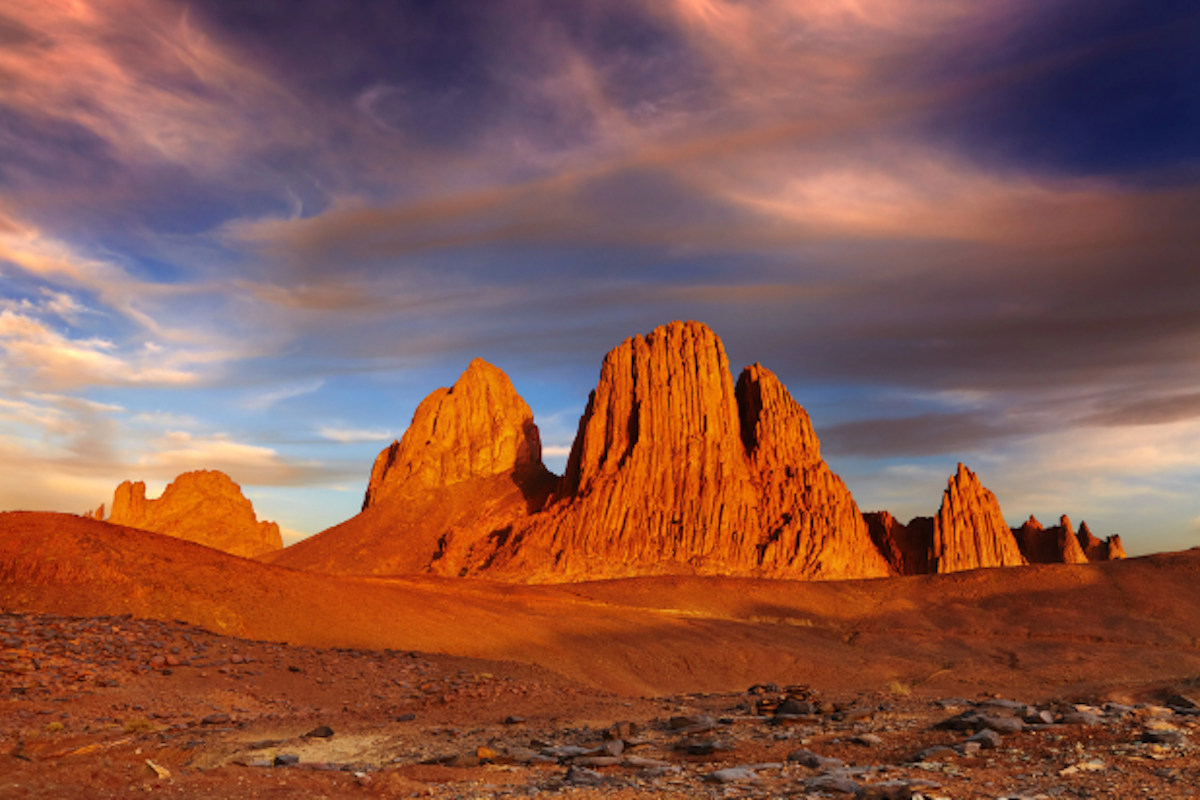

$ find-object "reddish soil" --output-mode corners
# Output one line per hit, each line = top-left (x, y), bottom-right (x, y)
(3, 511), (1200, 797)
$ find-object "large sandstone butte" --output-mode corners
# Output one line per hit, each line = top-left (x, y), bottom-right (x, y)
(273, 321), (891, 582)
(104, 470), (281, 558)
(484, 326), (889, 581)
(266, 359), (557, 576)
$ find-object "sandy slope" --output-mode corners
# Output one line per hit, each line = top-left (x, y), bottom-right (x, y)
(3, 511), (1200, 698)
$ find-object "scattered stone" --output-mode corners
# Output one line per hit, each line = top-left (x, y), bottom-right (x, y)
(851, 733), (883, 747)
(564, 765), (606, 786)
(859, 779), (942, 800)
(503, 715), (526, 725)
(303, 725), (334, 738)
(274, 754), (300, 766)
(600, 739), (624, 757)
(605, 721), (639, 739)
(1140, 729), (1188, 746)
(705, 767), (758, 783)
(787, 748), (844, 769)
(144, 759), (171, 779)
(201, 713), (231, 725)
(966, 728), (1003, 750)
(804, 774), (861, 795)
(1059, 759), (1106, 776)
(1060, 710), (1103, 726)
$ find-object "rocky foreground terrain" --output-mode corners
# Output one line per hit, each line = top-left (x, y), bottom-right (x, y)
(3, 612), (1199, 799)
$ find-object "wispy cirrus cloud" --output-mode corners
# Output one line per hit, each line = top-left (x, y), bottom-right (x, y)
(317, 426), (394, 444)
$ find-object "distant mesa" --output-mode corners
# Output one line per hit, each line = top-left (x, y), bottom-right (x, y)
(97, 470), (282, 559)
(265, 319), (1126, 583)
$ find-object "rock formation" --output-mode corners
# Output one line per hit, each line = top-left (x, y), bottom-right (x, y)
(460, 321), (891, 581)
(1012, 515), (1088, 564)
(268, 319), (1129, 583)
(362, 358), (547, 511)
(266, 359), (557, 576)
(868, 465), (1028, 575)
(273, 321), (891, 582)
(930, 464), (1027, 573)
(1077, 521), (1127, 561)
(105, 471), (282, 558)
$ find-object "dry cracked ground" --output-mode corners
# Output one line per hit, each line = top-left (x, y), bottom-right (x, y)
(3, 613), (1200, 799)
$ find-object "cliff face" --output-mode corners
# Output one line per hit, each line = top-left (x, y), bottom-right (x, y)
(105, 470), (281, 558)
(476, 321), (891, 581)
(931, 464), (1027, 573)
(267, 359), (556, 576)
(1013, 515), (1089, 564)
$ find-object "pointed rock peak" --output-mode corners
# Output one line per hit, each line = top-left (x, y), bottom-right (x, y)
(735, 363), (819, 466)
(1059, 514), (1073, 534)
(363, 358), (545, 509)
(933, 463), (1026, 573)
(1023, 515), (1044, 530)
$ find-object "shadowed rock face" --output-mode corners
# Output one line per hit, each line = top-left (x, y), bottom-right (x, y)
(476, 321), (891, 581)
(1013, 515), (1089, 564)
(865, 511), (933, 576)
(106, 471), (281, 558)
(1078, 521), (1127, 561)
(932, 464), (1027, 573)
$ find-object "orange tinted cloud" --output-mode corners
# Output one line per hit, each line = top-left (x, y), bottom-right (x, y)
(0, 0), (297, 169)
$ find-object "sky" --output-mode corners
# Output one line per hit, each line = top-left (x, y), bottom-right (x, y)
(1, 0), (1198, 554)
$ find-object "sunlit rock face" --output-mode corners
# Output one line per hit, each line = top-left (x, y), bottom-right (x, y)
(865, 465), (1023, 575)
(474, 321), (892, 582)
(106, 470), (281, 558)
(268, 358), (556, 577)
(362, 358), (547, 510)
(275, 321), (891, 582)
(929, 463), (1027, 573)
(270, 320), (1124, 584)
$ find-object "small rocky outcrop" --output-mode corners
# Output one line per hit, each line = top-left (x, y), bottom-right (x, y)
(105, 471), (281, 558)
(1013, 515), (1088, 564)
(930, 464), (1027, 573)
(1077, 521), (1127, 561)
